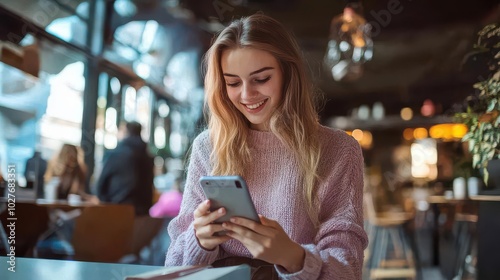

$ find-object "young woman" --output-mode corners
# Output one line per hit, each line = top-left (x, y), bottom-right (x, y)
(165, 14), (367, 279)
(45, 144), (98, 203)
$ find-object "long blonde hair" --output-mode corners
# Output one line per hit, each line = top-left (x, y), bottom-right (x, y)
(45, 144), (86, 198)
(203, 14), (322, 227)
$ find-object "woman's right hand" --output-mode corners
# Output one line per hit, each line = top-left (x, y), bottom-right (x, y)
(193, 200), (231, 250)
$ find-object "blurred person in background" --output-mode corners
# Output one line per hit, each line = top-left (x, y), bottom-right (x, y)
(0, 161), (5, 197)
(45, 144), (99, 203)
(150, 176), (184, 218)
(96, 121), (154, 216)
(24, 151), (48, 198)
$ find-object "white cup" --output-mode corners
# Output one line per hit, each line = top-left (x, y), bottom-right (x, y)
(468, 177), (480, 197)
(67, 194), (82, 203)
(444, 190), (454, 199)
(44, 177), (59, 202)
(453, 177), (466, 199)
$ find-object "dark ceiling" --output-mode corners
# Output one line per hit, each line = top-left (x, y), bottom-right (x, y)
(180, 0), (500, 119)
(1, 0), (499, 122)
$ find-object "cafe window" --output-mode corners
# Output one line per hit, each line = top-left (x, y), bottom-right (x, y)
(0, 35), (85, 186)
(1, 0), (90, 49)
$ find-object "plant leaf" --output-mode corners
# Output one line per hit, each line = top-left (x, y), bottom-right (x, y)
(484, 168), (490, 186)
(469, 139), (476, 152)
(488, 99), (497, 112)
(488, 149), (496, 160)
(473, 154), (480, 168)
(462, 132), (474, 142)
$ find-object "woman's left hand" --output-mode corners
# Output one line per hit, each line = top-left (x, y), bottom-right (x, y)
(222, 214), (305, 273)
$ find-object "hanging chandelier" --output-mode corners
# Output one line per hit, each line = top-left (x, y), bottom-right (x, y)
(323, 1), (373, 82)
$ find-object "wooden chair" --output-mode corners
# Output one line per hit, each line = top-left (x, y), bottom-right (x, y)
(122, 215), (165, 264)
(364, 192), (417, 279)
(0, 202), (49, 256)
(71, 204), (134, 263)
(450, 212), (478, 279)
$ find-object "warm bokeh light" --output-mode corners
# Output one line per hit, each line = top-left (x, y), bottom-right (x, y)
(401, 107), (413, 121)
(421, 99), (436, 117)
(443, 128), (454, 140)
(411, 139), (437, 180)
(429, 124), (445, 139)
(359, 131), (373, 149)
(429, 124), (468, 140)
(347, 129), (372, 149)
(403, 128), (414, 141)
(452, 124), (468, 138)
(413, 127), (428, 139)
(352, 129), (364, 141)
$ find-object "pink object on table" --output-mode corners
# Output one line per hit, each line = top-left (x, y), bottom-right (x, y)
(149, 190), (183, 218)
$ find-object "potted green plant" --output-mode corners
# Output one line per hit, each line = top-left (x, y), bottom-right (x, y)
(455, 23), (500, 192)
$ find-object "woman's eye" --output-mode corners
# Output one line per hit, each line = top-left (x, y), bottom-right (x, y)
(255, 76), (271, 84)
(226, 82), (240, 87)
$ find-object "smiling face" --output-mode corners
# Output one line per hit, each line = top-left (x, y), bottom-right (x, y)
(221, 48), (283, 131)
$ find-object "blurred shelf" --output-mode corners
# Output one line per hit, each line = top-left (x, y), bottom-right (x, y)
(327, 115), (454, 131)
(427, 195), (468, 204)
(470, 195), (500, 202)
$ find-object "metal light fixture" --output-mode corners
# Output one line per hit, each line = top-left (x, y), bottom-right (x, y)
(323, 1), (373, 82)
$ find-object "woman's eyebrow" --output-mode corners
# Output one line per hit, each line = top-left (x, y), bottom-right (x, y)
(249, 67), (274, 76)
(223, 66), (274, 77)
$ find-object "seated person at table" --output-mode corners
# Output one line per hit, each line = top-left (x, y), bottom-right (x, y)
(149, 176), (184, 218)
(165, 14), (367, 280)
(45, 144), (99, 203)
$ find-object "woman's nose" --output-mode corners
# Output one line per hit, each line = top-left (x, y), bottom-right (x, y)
(241, 83), (257, 99)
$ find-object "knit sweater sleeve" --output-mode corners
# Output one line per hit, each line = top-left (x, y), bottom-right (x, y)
(164, 131), (220, 266)
(276, 135), (368, 280)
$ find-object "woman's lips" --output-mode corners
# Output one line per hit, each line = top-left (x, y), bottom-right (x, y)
(242, 99), (268, 113)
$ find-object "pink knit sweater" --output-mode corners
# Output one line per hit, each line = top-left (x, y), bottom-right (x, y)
(165, 126), (368, 279)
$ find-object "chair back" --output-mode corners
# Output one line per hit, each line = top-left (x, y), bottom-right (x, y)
(129, 216), (164, 256)
(0, 203), (49, 256)
(71, 204), (134, 262)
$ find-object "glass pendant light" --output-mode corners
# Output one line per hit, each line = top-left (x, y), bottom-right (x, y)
(323, 1), (373, 82)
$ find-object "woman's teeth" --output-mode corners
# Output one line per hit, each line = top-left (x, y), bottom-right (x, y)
(245, 100), (266, 109)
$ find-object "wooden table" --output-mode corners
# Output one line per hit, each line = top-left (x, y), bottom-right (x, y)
(0, 198), (100, 210)
(0, 257), (250, 280)
(0, 200), (117, 258)
(427, 195), (470, 204)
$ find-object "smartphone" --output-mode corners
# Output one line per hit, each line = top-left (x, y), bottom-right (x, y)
(199, 175), (260, 224)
